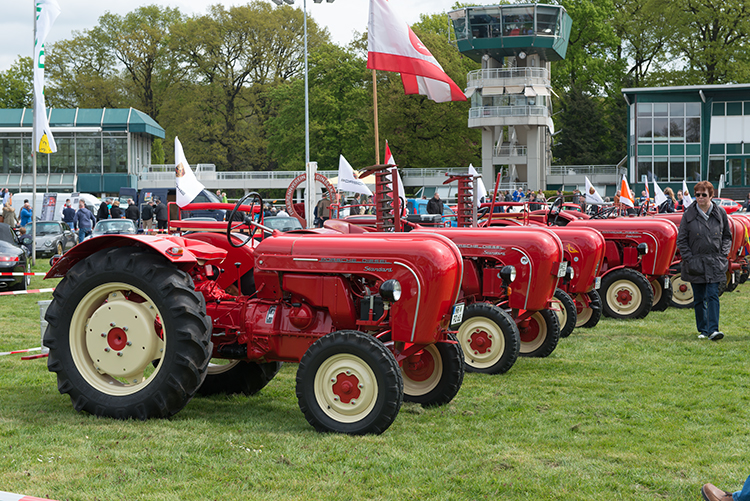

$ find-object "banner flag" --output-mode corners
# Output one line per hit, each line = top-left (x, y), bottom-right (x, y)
(585, 176), (604, 204)
(619, 175), (635, 208)
(682, 180), (693, 208)
(468, 164), (488, 206)
(33, 0), (61, 154)
(653, 179), (667, 206)
(175, 137), (205, 207)
(338, 155), (373, 196)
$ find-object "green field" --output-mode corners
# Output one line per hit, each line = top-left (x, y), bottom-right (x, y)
(1, 265), (749, 500)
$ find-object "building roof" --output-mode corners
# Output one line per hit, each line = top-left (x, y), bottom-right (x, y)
(0, 108), (165, 138)
(622, 83), (750, 94)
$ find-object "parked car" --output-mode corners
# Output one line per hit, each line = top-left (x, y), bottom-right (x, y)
(715, 198), (742, 214)
(92, 219), (138, 236)
(406, 198), (457, 226)
(0, 223), (30, 291)
(23, 221), (78, 257)
(263, 216), (303, 233)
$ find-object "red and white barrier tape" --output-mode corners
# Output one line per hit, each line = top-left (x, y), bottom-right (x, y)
(0, 490), (58, 501)
(0, 288), (54, 296)
(0, 347), (41, 357)
(0, 272), (47, 277)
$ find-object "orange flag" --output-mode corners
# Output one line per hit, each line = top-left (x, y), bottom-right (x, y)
(619, 175), (635, 208)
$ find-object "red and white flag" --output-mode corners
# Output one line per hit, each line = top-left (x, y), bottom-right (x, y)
(619, 175), (635, 208)
(384, 140), (406, 200)
(367, 0), (466, 103)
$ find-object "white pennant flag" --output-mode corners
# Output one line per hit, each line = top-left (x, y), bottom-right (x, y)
(337, 155), (373, 196)
(175, 137), (205, 207)
(468, 164), (487, 206)
(682, 180), (693, 208)
(653, 179), (667, 206)
(585, 176), (604, 204)
(33, 0), (61, 154)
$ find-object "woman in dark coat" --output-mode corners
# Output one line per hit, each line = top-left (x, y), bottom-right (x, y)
(97, 199), (110, 220)
(676, 181), (732, 340)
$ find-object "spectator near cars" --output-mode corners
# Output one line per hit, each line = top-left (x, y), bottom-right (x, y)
(62, 199), (76, 227)
(154, 198), (169, 230)
(19, 200), (32, 227)
(97, 198), (111, 220)
(73, 200), (95, 243)
(141, 201), (154, 232)
(109, 200), (124, 219)
(124, 199), (139, 223)
(2, 200), (16, 228)
(426, 193), (444, 215)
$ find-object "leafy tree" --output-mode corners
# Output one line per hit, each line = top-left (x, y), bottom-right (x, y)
(151, 138), (165, 164)
(552, 87), (612, 165)
(0, 57), (33, 108)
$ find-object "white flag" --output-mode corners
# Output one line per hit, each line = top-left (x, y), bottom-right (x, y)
(653, 179), (667, 206)
(175, 137), (205, 207)
(585, 176), (604, 204)
(468, 164), (488, 206)
(682, 180), (693, 208)
(384, 141), (406, 201)
(33, 0), (61, 154)
(337, 155), (373, 196)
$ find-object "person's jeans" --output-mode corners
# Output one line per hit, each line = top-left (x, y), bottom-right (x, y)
(692, 282), (720, 335)
(78, 228), (91, 243)
(733, 474), (750, 501)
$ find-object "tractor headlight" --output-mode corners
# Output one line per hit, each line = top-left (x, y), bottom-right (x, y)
(566, 266), (575, 281)
(379, 279), (402, 302)
(500, 265), (516, 285)
(637, 242), (649, 255)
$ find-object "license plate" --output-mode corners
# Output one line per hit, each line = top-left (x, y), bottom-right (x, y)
(664, 276), (670, 289)
(595, 277), (601, 289)
(557, 261), (568, 278)
(451, 304), (465, 325)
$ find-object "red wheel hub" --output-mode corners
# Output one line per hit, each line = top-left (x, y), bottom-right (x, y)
(404, 350), (435, 382)
(679, 284), (688, 292)
(616, 288), (633, 305)
(519, 318), (540, 343)
(331, 373), (361, 404)
(469, 329), (492, 354)
(107, 328), (128, 351)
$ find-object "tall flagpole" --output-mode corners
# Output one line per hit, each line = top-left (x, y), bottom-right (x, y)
(372, 69), (380, 164)
(31, 0), (37, 265)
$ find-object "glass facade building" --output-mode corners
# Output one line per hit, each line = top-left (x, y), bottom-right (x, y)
(0, 108), (164, 194)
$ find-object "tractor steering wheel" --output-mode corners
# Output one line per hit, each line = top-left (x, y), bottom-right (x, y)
(226, 192), (263, 248)
(638, 199), (650, 217)
(591, 205), (618, 219)
(547, 197), (564, 226)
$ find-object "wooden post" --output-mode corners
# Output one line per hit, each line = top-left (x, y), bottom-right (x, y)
(372, 69), (380, 165)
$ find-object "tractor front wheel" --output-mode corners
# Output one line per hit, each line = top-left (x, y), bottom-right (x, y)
(600, 268), (653, 319)
(668, 271), (694, 308)
(43, 246), (212, 420)
(518, 309), (560, 358)
(650, 276), (673, 312)
(574, 290), (602, 328)
(456, 303), (519, 375)
(198, 360), (282, 396)
(296, 330), (402, 435)
(402, 334), (464, 407)
(552, 289), (577, 338)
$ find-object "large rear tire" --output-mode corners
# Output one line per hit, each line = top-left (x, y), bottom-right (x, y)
(456, 303), (519, 375)
(198, 360), (282, 396)
(600, 268), (653, 319)
(402, 334), (464, 407)
(296, 330), (402, 435)
(518, 309), (560, 358)
(44, 246), (212, 420)
(574, 290), (602, 328)
(552, 289), (577, 338)
(650, 276), (672, 312)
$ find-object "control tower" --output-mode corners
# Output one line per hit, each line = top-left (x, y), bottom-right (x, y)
(448, 4), (572, 191)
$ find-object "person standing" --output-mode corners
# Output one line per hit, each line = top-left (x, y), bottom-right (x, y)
(675, 190), (685, 211)
(73, 200), (95, 242)
(660, 188), (676, 213)
(62, 199), (76, 228)
(97, 198), (110, 221)
(19, 200), (32, 227)
(124, 198), (139, 223)
(677, 181), (732, 341)
(426, 192), (444, 215)
(2, 200), (16, 228)
(154, 198), (169, 231)
(315, 197), (331, 227)
(109, 200), (123, 219)
(141, 201), (154, 232)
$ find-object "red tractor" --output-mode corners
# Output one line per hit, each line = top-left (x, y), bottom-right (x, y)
(42, 194), (467, 435)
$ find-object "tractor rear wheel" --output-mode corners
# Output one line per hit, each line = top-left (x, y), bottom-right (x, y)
(43, 246), (212, 420)
(198, 360), (282, 396)
(402, 334), (464, 407)
(296, 330), (402, 435)
(650, 276), (673, 312)
(600, 268), (653, 319)
(668, 272), (694, 308)
(552, 289), (577, 338)
(574, 290), (602, 328)
(518, 309), (560, 358)
(456, 303), (519, 375)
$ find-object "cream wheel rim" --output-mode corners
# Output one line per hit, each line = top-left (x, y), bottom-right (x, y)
(457, 315), (506, 370)
(402, 345), (442, 396)
(314, 353), (378, 424)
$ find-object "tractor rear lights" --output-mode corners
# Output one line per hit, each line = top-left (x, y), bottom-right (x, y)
(500, 265), (516, 285)
(379, 279), (402, 303)
(637, 243), (649, 255)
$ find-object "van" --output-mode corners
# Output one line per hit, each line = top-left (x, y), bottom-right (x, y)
(11, 192), (101, 223)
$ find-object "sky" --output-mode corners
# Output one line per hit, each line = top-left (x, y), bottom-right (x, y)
(0, 0), (461, 71)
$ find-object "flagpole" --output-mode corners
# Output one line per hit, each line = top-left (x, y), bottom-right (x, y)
(31, 0), (37, 265)
(372, 69), (380, 164)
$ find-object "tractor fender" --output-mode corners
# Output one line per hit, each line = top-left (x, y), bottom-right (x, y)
(46, 234), (228, 279)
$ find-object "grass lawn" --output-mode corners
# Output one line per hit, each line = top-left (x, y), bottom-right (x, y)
(1, 263), (749, 500)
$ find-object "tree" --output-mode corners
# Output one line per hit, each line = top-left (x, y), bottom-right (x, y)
(552, 87), (613, 165)
(0, 57), (32, 108)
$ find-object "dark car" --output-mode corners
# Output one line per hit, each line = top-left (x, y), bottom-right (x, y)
(24, 221), (78, 257)
(92, 219), (138, 236)
(0, 223), (30, 291)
